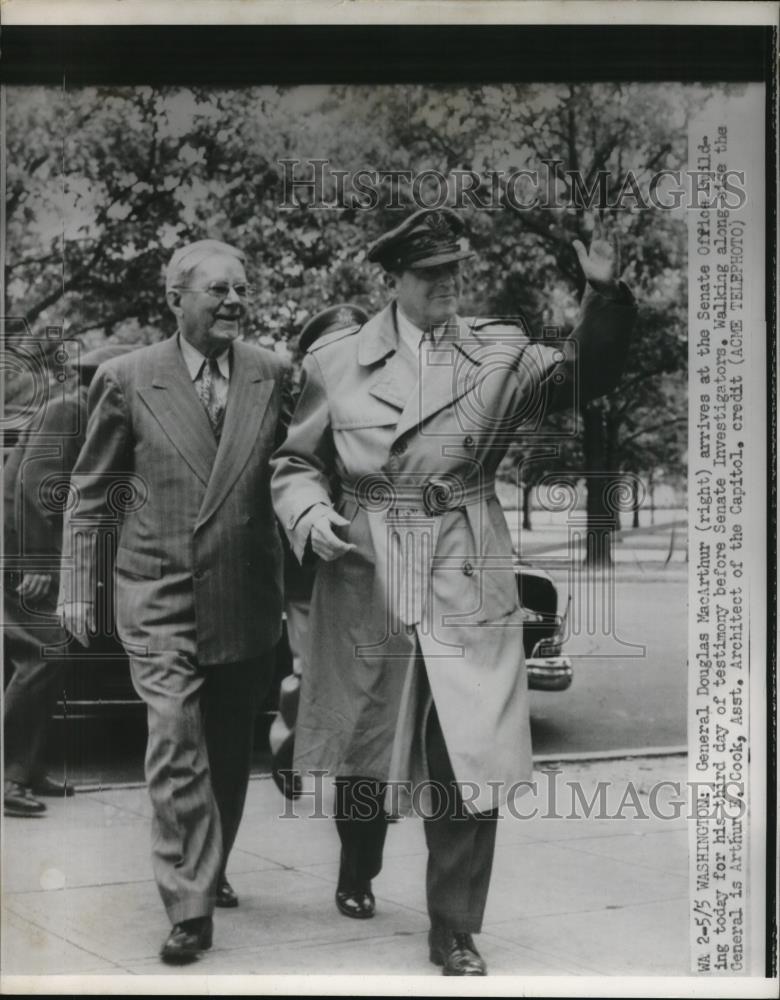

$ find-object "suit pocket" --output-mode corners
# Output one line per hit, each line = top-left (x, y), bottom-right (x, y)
(115, 547), (163, 579)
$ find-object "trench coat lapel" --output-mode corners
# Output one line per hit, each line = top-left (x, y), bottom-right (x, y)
(358, 303), (410, 412)
(196, 340), (275, 528)
(136, 337), (217, 487)
(392, 315), (483, 443)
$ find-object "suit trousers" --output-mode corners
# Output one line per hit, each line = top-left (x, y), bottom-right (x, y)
(129, 650), (273, 925)
(335, 704), (498, 933)
(3, 576), (69, 787)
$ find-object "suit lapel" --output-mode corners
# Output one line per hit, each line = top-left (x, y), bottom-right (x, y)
(392, 316), (482, 443)
(136, 337), (217, 486)
(196, 341), (275, 528)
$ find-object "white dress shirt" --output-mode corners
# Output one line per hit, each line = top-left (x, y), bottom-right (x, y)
(395, 305), (426, 355)
(178, 334), (230, 412)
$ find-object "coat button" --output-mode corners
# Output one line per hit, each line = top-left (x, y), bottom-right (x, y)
(462, 561), (474, 576)
(464, 435), (474, 448)
(391, 440), (407, 457)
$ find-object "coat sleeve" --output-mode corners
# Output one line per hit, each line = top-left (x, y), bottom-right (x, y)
(540, 279), (637, 413)
(270, 352), (336, 561)
(58, 365), (133, 606)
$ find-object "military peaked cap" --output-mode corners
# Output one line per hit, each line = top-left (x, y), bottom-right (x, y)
(366, 208), (474, 272)
(298, 303), (368, 353)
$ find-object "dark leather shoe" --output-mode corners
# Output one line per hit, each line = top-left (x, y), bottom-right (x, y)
(31, 776), (75, 798)
(160, 917), (213, 965)
(4, 782), (47, 818)
(335, 886), (375, 919)
(216, 876), (238, 908)
(429, 926), (487, 976)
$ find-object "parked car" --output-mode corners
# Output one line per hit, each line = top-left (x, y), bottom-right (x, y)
(515, 560), (573, 692)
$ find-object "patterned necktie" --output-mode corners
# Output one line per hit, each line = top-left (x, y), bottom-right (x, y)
(196, 356), (225, 436)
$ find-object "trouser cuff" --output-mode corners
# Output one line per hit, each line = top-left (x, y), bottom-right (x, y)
(166, 897), (215, 925)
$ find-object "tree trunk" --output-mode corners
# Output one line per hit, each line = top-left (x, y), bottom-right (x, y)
(649, 474), (656, 526)
(581, 400), (618, 565)
(631, 473), (640, 529)
(522, 482), (533, 531)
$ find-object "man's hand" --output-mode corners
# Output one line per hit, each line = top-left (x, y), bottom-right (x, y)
(310, 510), (357, 562)
(572, 237), (619, 297)
(17, 572), (52, 601)
(59, 601), (95, 648)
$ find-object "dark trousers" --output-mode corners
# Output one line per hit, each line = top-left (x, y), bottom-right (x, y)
(129, 650), (273, 925)
(3, 580), (69, 787)
(335, 703), (498, 934)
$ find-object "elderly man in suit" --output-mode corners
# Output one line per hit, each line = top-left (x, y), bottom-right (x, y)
(60, 239), (291, 963)
(271, 208), (637, 976)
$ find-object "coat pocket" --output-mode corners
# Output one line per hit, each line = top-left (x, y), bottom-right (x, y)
(115, 547), (163, 579)
(437, 502), (519, 624)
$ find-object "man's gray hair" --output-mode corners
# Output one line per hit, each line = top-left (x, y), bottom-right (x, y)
(165, 239), (245, 292)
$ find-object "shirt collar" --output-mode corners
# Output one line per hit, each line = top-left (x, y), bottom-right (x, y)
(178, 333), (231, 381)
(395, 304), (426, 354)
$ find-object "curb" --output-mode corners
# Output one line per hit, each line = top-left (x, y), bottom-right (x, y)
(71, 746), (688, 794)
(531, 745), (687, 765)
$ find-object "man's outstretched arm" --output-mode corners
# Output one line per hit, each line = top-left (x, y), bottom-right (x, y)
(545, 237), (638, 411)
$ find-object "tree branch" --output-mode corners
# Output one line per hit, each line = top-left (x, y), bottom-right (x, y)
(619, 416), (686, 446)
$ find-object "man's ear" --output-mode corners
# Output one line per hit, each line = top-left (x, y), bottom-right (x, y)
(384, 271), (398, 291)
(166, 288), (183, 318)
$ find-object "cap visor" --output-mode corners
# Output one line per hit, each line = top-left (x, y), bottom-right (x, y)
(406, 249), (475, 270)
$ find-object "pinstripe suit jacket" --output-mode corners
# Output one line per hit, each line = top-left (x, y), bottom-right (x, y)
(60, 335), (291, 664)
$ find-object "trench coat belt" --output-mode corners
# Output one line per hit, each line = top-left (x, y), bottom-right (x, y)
(339, 477), (496, 626)
(339, 477), (496, 518)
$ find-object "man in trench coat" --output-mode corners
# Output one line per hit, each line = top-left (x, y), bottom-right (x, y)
(60, 239), (291, 963)
(270, 208), (636, 975)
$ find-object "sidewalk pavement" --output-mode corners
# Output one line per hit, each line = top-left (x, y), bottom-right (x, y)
(1, 753), (690, 981)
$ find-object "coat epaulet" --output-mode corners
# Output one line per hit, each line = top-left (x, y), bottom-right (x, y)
(307, 323), (363, 354)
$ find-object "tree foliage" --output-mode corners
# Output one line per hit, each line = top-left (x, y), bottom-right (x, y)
(7, 81), (732, 553)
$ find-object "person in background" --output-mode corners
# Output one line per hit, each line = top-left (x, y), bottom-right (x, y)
(59, 239), (292, 964)
(3, 343), (133, 818)
(269, 304), (368, 801)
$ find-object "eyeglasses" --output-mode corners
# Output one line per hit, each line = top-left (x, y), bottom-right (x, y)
(174, 282), (254, 301)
